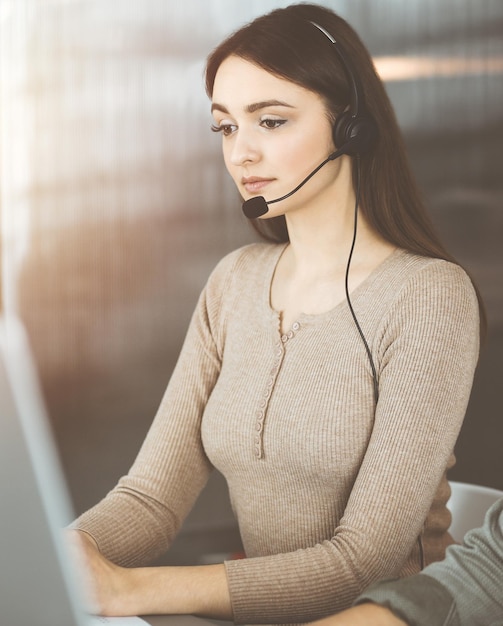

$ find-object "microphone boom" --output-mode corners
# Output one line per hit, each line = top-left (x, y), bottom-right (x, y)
(241, 145), (346, 219)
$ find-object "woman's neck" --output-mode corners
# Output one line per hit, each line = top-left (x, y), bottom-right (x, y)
(284, 196), (382, 275)
(272, 201), (396, 334)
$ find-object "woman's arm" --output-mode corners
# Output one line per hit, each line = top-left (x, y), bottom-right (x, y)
(69, 250), (246, 567)
(68, 530), (233, 619)
(69, 531), (411, 623)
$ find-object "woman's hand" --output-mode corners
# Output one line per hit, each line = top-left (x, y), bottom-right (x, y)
(65, 530), (233, 619)
(66, 529), (136, 616)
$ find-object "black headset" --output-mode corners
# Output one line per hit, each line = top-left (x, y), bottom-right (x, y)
(310, 20), (379, 404)
(310, 21), (377, 156)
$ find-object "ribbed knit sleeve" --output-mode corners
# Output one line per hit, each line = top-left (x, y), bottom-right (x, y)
(70, 247), (243, 566)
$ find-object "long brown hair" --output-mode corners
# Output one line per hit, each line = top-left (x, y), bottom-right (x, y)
(205, 3), (486, 337)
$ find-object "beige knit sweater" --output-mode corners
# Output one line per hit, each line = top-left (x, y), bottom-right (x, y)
(73, 243), (480, 625)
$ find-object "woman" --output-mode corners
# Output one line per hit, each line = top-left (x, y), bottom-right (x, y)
(69, 4), (484, 624)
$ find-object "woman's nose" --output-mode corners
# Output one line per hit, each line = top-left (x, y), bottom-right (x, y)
(228, 130), (260, 166)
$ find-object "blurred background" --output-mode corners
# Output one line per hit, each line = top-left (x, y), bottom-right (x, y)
(1, 0), (502, 566)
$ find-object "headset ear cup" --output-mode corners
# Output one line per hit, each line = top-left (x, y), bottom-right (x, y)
(333, 111), (352, 152)
(333, 111), (377, 155)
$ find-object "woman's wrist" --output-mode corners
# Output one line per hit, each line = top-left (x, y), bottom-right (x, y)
(125, 563), (233, 619)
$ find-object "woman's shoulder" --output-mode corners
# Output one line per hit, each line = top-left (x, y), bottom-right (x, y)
(379, 249), (479, 321)
(373, 250), (480, 358)
(199, 242), (285, 329)
(386, 249), (476, 294)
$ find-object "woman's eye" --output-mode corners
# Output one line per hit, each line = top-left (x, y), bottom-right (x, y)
(210, 117), (286, 136)
(211, 123), (236, 137)
(260, 118), (287, 130)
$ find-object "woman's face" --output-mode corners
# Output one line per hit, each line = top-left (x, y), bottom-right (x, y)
(211, 55), (340, 217)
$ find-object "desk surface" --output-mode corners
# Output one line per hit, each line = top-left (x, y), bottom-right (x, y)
(144, 615), (228, 626)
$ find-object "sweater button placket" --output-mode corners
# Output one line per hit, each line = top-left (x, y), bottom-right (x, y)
(254, 339), (285, 459)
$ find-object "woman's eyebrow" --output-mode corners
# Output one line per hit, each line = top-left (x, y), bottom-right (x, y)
(247, 99), (294, 113)
(211, 99), (294, 114)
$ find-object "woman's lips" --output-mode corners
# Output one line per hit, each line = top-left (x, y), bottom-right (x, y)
(242, 177), (274, 194)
